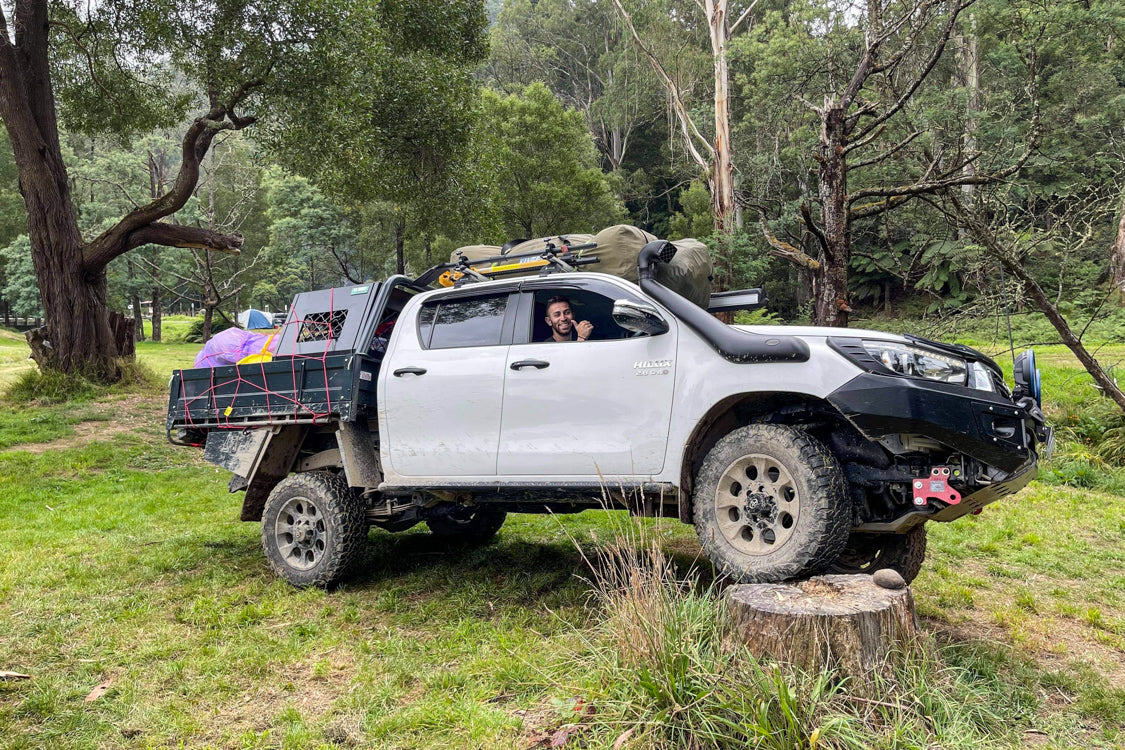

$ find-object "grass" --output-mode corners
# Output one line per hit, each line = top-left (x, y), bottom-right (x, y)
(0, 310), (1123, 747)
(557, 526), (1039, 749)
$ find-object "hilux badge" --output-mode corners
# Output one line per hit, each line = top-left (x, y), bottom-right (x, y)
(633, 359), (672, 376)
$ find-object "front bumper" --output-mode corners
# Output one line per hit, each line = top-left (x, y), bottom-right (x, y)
(852, 459), (1039, 532)
(826, 372), (1048, 474)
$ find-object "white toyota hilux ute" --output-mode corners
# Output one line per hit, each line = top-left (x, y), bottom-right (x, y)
(168, 240), (1053, 588)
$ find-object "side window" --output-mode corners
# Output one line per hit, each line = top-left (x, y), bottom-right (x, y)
(419, 294), (509, 350)
(531, 287), (654, 343)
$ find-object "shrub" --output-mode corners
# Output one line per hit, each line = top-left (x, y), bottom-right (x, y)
(183, 316), (238, 343)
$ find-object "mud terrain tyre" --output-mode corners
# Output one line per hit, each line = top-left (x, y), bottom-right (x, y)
(424, 503), (507, 541)
(693, 424), (849, 583)
(830, 525), (927, 583)
(262, 471), (367, 588)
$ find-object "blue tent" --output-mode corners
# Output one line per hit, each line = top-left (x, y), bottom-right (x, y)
(238, 309), (273, 330)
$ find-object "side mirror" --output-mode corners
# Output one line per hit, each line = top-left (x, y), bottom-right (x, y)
(612, 299), (669, 336)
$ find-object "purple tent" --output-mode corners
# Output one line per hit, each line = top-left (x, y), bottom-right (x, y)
(194, 327), (280, 368)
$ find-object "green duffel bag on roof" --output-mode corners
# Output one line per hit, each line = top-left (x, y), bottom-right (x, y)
(588, 225), (713, 309)
(449, 244), (502, 263)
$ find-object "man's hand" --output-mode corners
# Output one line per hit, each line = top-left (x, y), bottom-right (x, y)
(576, 320), (594, 341)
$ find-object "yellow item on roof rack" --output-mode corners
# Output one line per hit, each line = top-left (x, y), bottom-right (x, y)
(438, 253), (560, 287)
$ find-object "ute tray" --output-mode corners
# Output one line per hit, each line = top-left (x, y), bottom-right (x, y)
(166, 351), (378, 434)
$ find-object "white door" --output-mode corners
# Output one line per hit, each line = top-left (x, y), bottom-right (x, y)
(382, 292), (512, 477)
(497, 283), (677, 477)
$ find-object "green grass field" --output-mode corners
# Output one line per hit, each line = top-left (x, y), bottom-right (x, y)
(0, 320), (1123, 748)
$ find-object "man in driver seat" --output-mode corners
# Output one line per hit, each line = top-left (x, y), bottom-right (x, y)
(544, 295), (593, 342)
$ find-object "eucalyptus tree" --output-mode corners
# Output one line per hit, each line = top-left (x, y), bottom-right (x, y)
(0, 0), (485, 379)
(610, 0), (763, 239)
(489, 0), (664, 172)
(733, 0), (1049, 326)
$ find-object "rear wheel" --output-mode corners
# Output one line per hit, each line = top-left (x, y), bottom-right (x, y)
(693, 424), (850, 583)
(424, 503), (506, 541)
(830, 525), (927, 583)
(261, 472), (367, 588)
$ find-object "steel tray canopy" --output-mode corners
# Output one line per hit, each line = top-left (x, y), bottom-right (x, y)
(274, 282), (384, 357)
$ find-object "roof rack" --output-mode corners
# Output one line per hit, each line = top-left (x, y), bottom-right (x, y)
(413, 236), (600, 288)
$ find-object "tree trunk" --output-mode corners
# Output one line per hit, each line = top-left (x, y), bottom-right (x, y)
(610, 127), (624, 171)
(27, 241), (120, 378)
(959, 16), (980, 197)
(727, 574), (919, 684)
(0, 2), (115, 378)
(1110, 195), (1125, 294)
(708, 0), (735, 239)
(132, 294), (145, 342)
(816, 103), (851, 327)
(125, 256), (144, 341)
(151, 284), (162, 342)
(8, 124), (120, 375)
(201, 304), (214, 343)
(395, 219), (406, 275)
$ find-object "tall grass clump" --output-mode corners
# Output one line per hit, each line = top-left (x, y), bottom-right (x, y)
(564, 520), (862, 749)
(4, 358), (164, 404)
(4, 367), (101, 404)
(114, 358), (167, 392)
(559, 514), (1034, 749)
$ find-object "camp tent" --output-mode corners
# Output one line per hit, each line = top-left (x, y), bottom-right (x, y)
(238, 309), (273, 330)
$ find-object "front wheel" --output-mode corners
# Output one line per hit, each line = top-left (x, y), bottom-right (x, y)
(261, 472), (367, 588)
(693, 424), (850, 583)
(830, 525), (927, 583)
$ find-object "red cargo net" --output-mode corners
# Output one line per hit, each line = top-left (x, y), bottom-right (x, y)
(178, 287), (348, 430)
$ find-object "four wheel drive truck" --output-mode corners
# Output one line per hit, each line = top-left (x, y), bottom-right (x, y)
(167, 240), (1053, 588)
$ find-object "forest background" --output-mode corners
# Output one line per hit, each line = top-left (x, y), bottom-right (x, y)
(3, 0), (1123, 352)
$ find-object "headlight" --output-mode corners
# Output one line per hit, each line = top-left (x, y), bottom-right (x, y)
(967, 361), (995, 392)
(860, 340), (967, 384)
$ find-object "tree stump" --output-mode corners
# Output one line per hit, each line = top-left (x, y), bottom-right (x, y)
(727, 573), (919, 683)
(108, 312), (136, 358)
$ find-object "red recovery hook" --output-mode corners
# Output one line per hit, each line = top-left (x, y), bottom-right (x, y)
(912, 466), (961, 508)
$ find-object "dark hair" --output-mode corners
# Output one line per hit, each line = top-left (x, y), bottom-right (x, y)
(545, 295), (571, 310)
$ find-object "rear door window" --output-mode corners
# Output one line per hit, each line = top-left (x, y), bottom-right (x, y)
(418, 294), (510, 350)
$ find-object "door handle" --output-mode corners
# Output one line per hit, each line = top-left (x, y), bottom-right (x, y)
(510, 359), (550, 370)
(393, 366), (427, 377)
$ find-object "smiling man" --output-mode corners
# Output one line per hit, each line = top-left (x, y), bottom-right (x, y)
(544, 296), (594, 342)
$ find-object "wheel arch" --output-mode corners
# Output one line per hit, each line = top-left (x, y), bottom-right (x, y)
(677, 391), (853, 523)
(240, 426), (308, 521)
